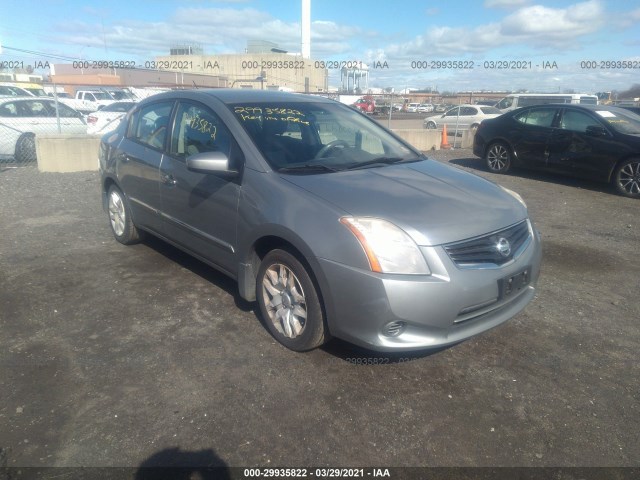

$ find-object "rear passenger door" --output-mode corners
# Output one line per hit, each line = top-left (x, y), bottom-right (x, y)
(158, 101), (242, 274)
(117, 100), (174, 233)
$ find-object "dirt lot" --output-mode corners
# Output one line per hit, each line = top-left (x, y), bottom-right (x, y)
(0, 149), (639, 475)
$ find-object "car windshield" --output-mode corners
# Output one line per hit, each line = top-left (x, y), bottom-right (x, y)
(480, 106), (502, 115)
(230, 101), (420, 172)
(91, 92), (113, 100)
(596, 109), (640, 135)
(26, 88), (47, 97)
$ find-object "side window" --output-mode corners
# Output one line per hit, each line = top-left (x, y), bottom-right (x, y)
(55, 103), (81, 118)
(515, 108), (557, 128)
(129, 101), (174, 150)
(171, 102), (232, 159)
(26, 101), (54, 117)
(496, 97), (513, 110)
(445, 107), (460, 117)
(0, 102), (18, 116)
(461, 107), (477, 116)
(559, 110), (600, 133)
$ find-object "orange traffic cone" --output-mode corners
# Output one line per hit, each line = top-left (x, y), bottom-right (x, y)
(441, 123), (451, 149)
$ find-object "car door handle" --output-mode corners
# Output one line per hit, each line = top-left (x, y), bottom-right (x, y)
(161, 173), (177, 186)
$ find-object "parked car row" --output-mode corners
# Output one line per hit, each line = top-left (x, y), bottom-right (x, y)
(424, 104), (503, 134)
(0, 97), (88, 162)
(407, 103), (435, 113)
(0, 96), (137, 162)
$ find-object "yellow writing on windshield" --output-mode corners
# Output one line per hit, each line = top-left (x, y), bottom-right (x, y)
(235, 106), (310, 125)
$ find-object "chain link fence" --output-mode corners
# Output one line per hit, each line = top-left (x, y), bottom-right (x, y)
(0, 83), (173, 169)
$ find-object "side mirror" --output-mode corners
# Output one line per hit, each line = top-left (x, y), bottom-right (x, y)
(585, 125), (608, 137)
(186, 151), (238, 177)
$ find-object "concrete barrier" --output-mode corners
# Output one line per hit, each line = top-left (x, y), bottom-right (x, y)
(392, 129), (442, 151)
(36, 135), (102, 173)
(447, 129), (474, 149)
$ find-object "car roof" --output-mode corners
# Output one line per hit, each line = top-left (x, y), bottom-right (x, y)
(144, 88), (334, 105)
(514, 103), (631, 114)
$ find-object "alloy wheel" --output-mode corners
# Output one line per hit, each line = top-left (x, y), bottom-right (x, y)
(618, 161), (640, 196)
(261, 263), (307, 338)
(108, 190), (126, 237)
(487, 144), (509, 172)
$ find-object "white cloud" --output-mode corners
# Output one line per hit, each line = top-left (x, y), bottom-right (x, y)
(48, 7), (363, 59)
(500, 0), (604, 38)
(381, 0), (605, 58)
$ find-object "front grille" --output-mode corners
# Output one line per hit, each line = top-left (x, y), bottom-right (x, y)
(444, 220), (531, 268)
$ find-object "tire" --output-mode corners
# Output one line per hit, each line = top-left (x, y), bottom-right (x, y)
(425, 121), (437, 129)
(15, 133), (36, 163)
(107, 185), (143, 245)
(256, 249), (328, 351)
(485, 142), (512, 173)
(613, 158), (640, 198)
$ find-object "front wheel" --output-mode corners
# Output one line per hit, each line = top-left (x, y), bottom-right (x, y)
(485, 142), (512, 173)
(257, 249), (328, 351)
(613, 158), (640, 198)
(425, 121), (437, 129)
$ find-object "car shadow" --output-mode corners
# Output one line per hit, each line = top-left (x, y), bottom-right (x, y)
(135, 447), (230, 479)
(448, 156), (616, 196)
(142, 235), (255, 314)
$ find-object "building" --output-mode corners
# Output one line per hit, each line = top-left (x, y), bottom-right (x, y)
(49, 64), (227, 95)
(153, 41), (328, 93)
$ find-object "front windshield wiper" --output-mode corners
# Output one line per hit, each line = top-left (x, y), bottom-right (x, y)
(278, 163), (341, 174)
(345, 156), (422, 170)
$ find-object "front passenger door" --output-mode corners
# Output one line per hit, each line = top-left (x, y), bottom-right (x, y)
(159, 101), (242, 274)
(547, 108), (616, 179)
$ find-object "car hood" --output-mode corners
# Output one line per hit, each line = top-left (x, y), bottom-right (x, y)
(281, 159), (528, 246)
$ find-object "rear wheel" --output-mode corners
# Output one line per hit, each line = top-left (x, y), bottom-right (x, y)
(107, 185), (143, 244)
(613, 158), (640, 198)
(15, 133), (36, 163)
(485, 142), (512, 173)
(257, 249), (328, 351)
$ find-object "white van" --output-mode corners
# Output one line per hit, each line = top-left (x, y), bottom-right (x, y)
(496, 93), (598, 112)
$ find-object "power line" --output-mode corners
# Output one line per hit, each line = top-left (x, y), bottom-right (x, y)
(1, 45), (83, 62)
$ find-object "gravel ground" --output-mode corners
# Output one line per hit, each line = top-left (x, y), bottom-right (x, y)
(0, 151), (639, 475)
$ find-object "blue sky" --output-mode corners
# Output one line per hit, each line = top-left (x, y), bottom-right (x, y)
(1, 0), (639, 93)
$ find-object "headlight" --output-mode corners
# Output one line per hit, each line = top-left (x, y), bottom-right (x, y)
(340, 217), (431, 275)
(500, 186), (527, 209)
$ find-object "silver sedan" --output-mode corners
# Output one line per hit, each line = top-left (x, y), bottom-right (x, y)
(100, 89), (541, 352)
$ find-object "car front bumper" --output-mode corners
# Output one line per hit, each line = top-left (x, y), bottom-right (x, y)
(318, 227), (542, 352)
